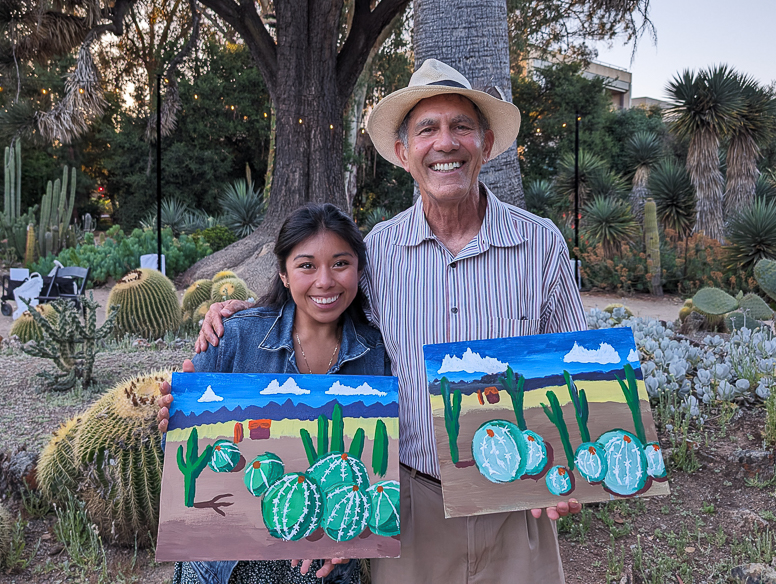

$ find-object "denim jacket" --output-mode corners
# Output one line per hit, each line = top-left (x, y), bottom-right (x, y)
(191, 301), (390, 376)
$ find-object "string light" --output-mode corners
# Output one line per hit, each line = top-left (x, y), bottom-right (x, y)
(263, 112), (268, 118)
(41, 89), (47, 94)
(230, 105), (235, 110)
(562, 123), (566, 128)
(194, 94), (198, 99)
(329, 124), (334, 130)
(298, 118), (303, 124)
(78, 88), (84, 94)
(360, 129), (365, 134)
(243, 116), (248, 121)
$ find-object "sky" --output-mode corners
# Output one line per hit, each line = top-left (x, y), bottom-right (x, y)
(591, 0), (776, 100)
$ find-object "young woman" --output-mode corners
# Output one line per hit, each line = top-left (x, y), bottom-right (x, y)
(157, 203), (389, 584)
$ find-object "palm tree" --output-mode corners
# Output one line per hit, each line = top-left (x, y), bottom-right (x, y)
(666, 65), (743, 241)
(626, 131), (663, 221)
(724, 75), (776, 216)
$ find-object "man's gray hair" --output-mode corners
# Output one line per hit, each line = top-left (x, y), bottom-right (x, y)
(397, 96), (490, 149)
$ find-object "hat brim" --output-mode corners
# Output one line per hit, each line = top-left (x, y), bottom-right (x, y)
(366, 85), (521, 167)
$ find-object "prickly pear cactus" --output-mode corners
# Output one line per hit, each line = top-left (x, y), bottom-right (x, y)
(644, 442), (667, 480)
(210, 277), (249, 302)
(545, 465), (574, 496)
(691, 288), (738, 316)
(261, 473), (323, 541)
(211, 270), (238, 284)
(597, 429), (649, 496)
(307, 452), (370, 493)
(573, 442), (608, 483)
(472, 420), (528, 483)
(9, 304), (58, 342)
(37, 415), (82, 504)
(366, 480), (400, 537)
(244, 452), (284, 497)
(322, 483), (371, 542)
(208, 440), (241, 472)
(725, 311), (764, 332)
(754, 258), (776, 302)
(182, 280), (213, 313)
(107, 268), (181, 339)
(0, 501), (12, 569)
(522, 429), (550, 477)
(739, 293), (774, 320)
(74, 371), (167, 547)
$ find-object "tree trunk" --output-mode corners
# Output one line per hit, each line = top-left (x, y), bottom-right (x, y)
(413, 0), (524, 208)
(687, 128), (725, 242)
(724, 133), (759, 218)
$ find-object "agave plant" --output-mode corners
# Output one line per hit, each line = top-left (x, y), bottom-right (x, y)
(649, 159), (696, 240)
(219, 179), (267, 239)
(524, 179), (555, 217)
(140, 197), (193, 236)
(582, 196), (640, 258)
(725, 198), (776, 272)
(755, 172), (776, 203)
(626, 131), (663, 220)
(360, 207), (395, 235)
(589, 169), (629, 201)
(182, 209), (223, 233)
(554, 150), (609, 211)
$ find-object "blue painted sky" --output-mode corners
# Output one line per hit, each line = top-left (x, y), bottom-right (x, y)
(423, 328), (639, 383)
(170, 373), (399, 418)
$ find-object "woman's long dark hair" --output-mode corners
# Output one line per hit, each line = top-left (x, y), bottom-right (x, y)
(258, 203), (368, 323)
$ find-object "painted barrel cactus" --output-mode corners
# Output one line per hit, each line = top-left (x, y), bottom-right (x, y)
(322, 483), (371, 542)
(307, 452), (369, 493)
(645, 442), (667, 480)
(545, 465), (575, 496)
(208, 440), (241, 473)
(574, 442), (608, 484)
(366, 480), (400, 537)
(261, 473), (323, 541)
(472, 420), (528, 483)
(597, 430), (649, 496)
(244, 452), (285, 497)
(522, 429), (550, 477)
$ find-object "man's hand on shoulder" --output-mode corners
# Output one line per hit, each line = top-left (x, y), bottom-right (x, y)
(531, 499), (581, 521)
(195, 299), (253, 353)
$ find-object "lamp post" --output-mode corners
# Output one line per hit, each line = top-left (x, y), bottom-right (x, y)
(574, 112), (580, 287)
(156, 74), (162, 272)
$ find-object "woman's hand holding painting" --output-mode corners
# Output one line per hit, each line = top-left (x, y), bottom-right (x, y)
(531, 498), (582, 521)
(291, 558), (350, 578)
(156, 359), (195, 433)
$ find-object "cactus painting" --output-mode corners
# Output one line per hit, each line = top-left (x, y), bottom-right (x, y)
(423, 328), (669, 519)
(157, 372), (399, 562)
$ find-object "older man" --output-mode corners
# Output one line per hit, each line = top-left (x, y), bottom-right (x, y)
(194, 59), (586, 583)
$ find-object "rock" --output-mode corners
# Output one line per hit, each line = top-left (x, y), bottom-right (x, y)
(132, 338), (150, 349)
(728, 508), (769, 531)
(1, 334), (21, 351)
(154, 338), (167, 350)
(679, 311), (706, 335)
(729, 449), (774, 479)
(0, 448), (38, 494)
(729, 562), (776, 583)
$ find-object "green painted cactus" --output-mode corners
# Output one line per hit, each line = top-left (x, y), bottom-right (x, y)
(366, 480), (400, 537)
(244, 452), (284, 497)
(754, 258), (776, 302)
(545, 465), (575, 496)
(307, 452), (369, 493)
(645, 442), (667, 480)
(597, 430), (649, 496)
(691, 288), (739, 316)
(210, 277), (249, 302)
(574, 442), (608, 483)
(208, 440), (241, 472)
(614, 364), (647, 445)
(107, 268), (182, 339)
(177, 427), (212, 508)
(323, 483), (371, 542)
(440, 377), (462, 464)
(9, 304), (58, 343)
(472, 420), (528, 483)
(372, 419), (389, 476)
(182, 279), (213, 313)
(36, 415), (81, 505)
(262, 473), (323, 541)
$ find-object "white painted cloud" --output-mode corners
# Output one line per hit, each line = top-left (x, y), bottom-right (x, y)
(563, 341), (621, 365)
(198, 385), (224, 403)
(627, 349), (640, 362)
(260, 377), (310, 395)
(437, 347), (508, 375)
(326, 381), (387, 397)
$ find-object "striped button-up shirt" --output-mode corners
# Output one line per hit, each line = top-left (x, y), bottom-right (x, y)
(363, 185), (587, 478)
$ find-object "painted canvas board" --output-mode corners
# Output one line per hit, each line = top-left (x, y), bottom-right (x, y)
(156, 373), (400, 562)
(423, 328), (670, 518)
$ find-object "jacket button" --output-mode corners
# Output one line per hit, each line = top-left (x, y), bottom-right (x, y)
(451, 307), (458, 314)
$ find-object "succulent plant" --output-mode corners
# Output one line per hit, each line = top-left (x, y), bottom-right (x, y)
(0, 502), (12, 569)
(603, 303), (633, 317)
(244, 452), (284, 497)
(678, 299), (693, 322)
(208, 440), (241, 472)
(37, 415), (82, 504)
(182, 279), (213, 313)
(9, 304), (58, 343)
(322, 482), (371, 542)
(193, 300), (213, 323)
(754, 258), (776, 302)
(211, 270), (238, 284)
(692, 288), (739, 316)
(262, 473), (323, 541)
(107, 268), (182, 339)
(366, 480), (400, 537)
(75, 371), (167, 547)
(307, 452), (369, 493)
(210, 277), (249, 302)
(472, 419), (528, 483)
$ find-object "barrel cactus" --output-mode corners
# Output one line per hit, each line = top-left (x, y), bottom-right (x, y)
(74, 371), (167, 547)
(573, 442), (608, 484)
(522, 430), (550, 478)
(107, 268), (181, 339)
(0, 502), (12, 569)
(193, 301), (213, 324)
(645, 442), (667, 480)
(366, 480), (400, 537)
(210, 277), (249, 302)
(597, 429), (649, 496)
(244, 452), (284, 497)
(322, 483), (371, 542)
(262, 473), (323, 541)
(211, 270), (238, 284)
(182, 279), (213, 313)
(37, 415), (82, 504)
(307, 452), (370, 493)
(9, 304), (58, 343)
(545, 465), (575, 496)
(208, 440), (241, 472)
(472, 420), (528, 483)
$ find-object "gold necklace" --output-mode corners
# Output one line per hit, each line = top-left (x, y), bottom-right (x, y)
(294, 329), (340, 374)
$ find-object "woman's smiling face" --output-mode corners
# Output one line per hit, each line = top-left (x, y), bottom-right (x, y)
(280, 230), (360, 329)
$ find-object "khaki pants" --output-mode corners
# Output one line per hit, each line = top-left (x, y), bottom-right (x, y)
(371, 465), (565, 584)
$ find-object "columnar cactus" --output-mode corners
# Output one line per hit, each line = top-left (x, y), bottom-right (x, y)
(371, 419), (389, 477)
(75, 371), (167, 547)
(644, 198), (662, 296)
(9, 304), (58, 343)
(472, 420), (528, 483)
(38, 165), (76, 258)
(366, 480), (400, 537)
(307, 452), (369, 493)
(36, 415), (81, 504)
(322, 483), (371, 542)
(244, 453), (284, 497)
(107, 268), (182, 339)
(182, 280), (213, 313)
(597, 430), (649, 496)
(24, 223), (36, 267)
(208, 440), (241, 472)
(210, 277), (249, 302)
(262, 473), (323, 541)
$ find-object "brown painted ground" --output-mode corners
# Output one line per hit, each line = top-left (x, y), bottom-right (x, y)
(157, 433), (401, 563)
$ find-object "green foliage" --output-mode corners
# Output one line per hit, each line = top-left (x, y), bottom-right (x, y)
(20, 295), (117, 390)
(107, 268), (182, 339)
(140, 197), (196, 236)
(765, 391), (776, 448)
(524, 178), (555, 218)
(726, 199), (776, 272)
(541, 390), (574, 468)
(649, 158), (696, 239)
(440, 377), (462, 464)
(177, 427), (213, 508)
(755, 172), (776, 202)
(196, 225), (236, 252)
(627, 131), (663, 179)
(554, 150), (608, 207)
(372, 419), (389, 477)
(219, 179), (267, 238)
(359, 207), (395, 235)
(53, 493), (104, 569)
(31, 226), (212, 286)
(614, 364), (647, 444)
(0, 502), (11, 570)
(581, 195), (640, 257)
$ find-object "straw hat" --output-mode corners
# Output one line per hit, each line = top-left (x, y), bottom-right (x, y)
(367, 59), (521, 167)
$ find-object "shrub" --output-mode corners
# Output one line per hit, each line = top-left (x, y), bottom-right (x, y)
(196, 225), (237, 252)
(219, 179), (267, 238)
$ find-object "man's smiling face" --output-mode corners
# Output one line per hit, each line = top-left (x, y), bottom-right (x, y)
(394, 94), (494, 207)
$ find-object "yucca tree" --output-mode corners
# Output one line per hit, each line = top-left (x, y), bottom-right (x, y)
(589, 169), (629, 201)
(649, 159), (696, 241)
(755, 171), (776, 203)
(724, 75), (776, 215)
(582, 196), (640, 258)
(725, 199), (776, 272)
(524, 179), (555, 217)
(554, 150), (608, 210)
(666, 65), (743, 241)
(626, 131), (663, 221)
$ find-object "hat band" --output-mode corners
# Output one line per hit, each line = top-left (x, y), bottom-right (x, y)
(426, 80), (468, 89)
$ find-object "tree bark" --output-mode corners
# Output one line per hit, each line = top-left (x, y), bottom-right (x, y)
(724, 134), (760, 218)
(413, 0), (524, 208)
(687, 128), (725, 242)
